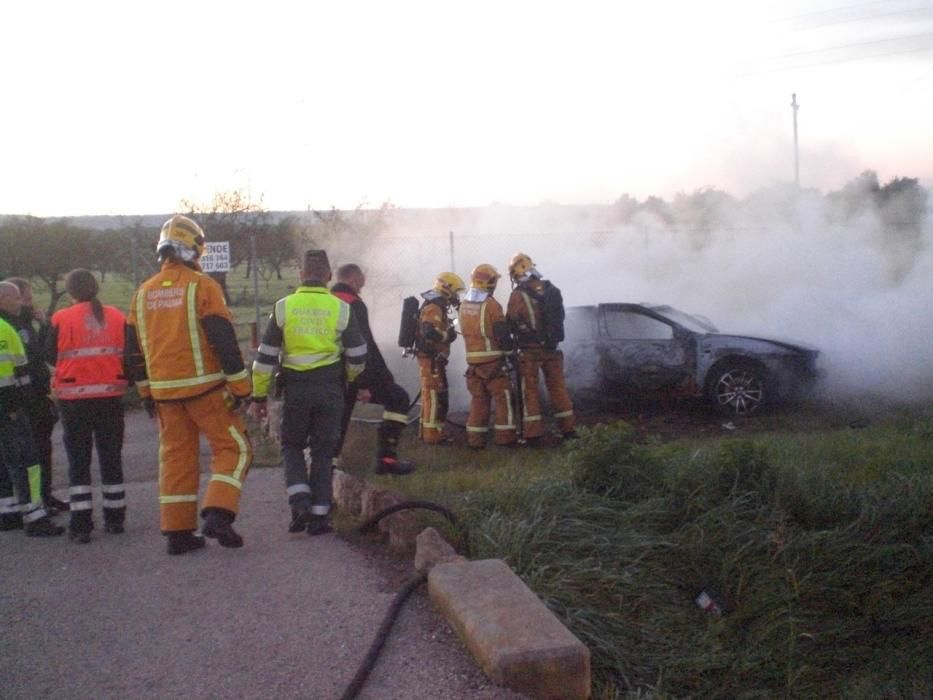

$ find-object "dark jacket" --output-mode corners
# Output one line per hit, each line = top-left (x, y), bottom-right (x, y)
(2, 308), (51, 400)
(330, 282), (392, 389)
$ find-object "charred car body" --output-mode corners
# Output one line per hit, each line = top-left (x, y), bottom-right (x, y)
(562, 303), (822, 415)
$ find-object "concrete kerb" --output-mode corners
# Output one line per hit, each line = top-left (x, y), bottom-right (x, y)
(264, 402), (592, 699)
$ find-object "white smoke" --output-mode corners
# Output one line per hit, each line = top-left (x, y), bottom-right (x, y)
(330, 186), (933, 408)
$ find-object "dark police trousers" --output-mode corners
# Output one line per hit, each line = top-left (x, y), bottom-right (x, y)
(59, 397), (126, 534)
(280, 364), (344, 516)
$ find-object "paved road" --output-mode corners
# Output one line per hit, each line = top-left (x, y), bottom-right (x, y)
(0, 411), (522, 700)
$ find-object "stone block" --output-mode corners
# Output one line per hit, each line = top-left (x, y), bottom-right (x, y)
(429, 558), (590, 700)
(414, 527), (466, 573)
(332, 469), (365, 516)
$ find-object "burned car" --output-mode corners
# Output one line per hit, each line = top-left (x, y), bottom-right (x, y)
(562, 303), (822, 415)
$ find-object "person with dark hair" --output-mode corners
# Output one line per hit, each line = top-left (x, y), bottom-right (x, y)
(332, 263), (416, 475)
(4, 276), (67, 513)
(249, 250), (367, 535)
(0, 281), (64, 536)
(47, 269), (129, 544)
(125, 215), (253, 555)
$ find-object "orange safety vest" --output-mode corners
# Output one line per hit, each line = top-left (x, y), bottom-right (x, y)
(51, 302), (127, 400)
(128, 261), (240, 401)
(459, 296), (507, 365)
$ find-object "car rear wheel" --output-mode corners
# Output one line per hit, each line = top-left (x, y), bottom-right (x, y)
(707, 362), (767, 416)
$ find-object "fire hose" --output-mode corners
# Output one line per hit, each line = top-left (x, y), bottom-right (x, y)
(337, 500), (469, 700)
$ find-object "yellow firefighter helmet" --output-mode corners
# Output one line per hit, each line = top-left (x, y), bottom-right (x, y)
(470, 263), (500, 291)
(508, 252), (536, 280)
(434, 272), (465, 300)
(157, 215), (206, 259)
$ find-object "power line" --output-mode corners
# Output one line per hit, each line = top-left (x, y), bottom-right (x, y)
(745, 31), (933, 73)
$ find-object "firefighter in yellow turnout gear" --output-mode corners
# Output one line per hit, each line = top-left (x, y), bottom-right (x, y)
(416, 272), (465, 444)
(459, 265), (516, 448)
(506, 252), (577, 442)
(126, 215), (253, 555)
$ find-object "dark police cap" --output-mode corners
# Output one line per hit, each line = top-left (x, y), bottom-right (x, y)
(304, 249), (330, 268)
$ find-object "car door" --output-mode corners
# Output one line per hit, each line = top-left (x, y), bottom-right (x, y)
(597, 305), (691, 392)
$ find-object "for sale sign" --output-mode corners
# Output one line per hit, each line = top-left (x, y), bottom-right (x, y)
(200, 241), (231, 272)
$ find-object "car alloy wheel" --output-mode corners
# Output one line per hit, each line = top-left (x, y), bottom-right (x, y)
(712, 366), (765, 416)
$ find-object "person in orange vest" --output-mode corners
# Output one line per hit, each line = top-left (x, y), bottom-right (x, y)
(415, 272), (465, 445)
(459, 264), (517, 448)
(125, 215), (253, 556)
(506, 253), (577, 443)
(48, 269), (129, 543)
(0, 281), (64, 536)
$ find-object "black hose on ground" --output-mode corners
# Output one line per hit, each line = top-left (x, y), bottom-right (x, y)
(358, 500), (470, 557)
(337, 500), (468, 700)
(337, 571), (429, 700)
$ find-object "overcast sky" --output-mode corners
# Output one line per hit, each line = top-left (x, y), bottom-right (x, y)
(2, 0), (932, 216)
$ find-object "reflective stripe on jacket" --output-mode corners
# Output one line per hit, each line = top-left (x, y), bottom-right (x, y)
(51, 302), (127, 400)
(278, 287), (349, 371)
(128, 261), (234, 401)
(460, 297), (506, 364)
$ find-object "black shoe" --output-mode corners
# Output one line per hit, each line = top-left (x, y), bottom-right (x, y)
(104, 522), (125, 535)
(69, 530), (92, 544)
(306, 515), (333, 537)
(374, 457), (415, 475)
(25, 517), (65, 537)
(288, 509), (312, 533)
(0, 513), (23, 531)
(202, 509), (244, 548)
(167, 531), (206, 555)
(45, 495), (70, 513)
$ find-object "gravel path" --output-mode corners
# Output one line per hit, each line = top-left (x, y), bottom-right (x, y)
(0, 411), (523, 700)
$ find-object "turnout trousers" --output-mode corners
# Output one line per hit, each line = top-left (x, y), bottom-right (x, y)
(465, 361), (516, 448)
(59, 397), (126, 534)
(282, 374), (344, 516)
(336, 376), (411, 462)
(518, 348), (576, 439)
(0, 411), (48, 526)
(418, 355), (449, 444)
(155, 388), (252, 532)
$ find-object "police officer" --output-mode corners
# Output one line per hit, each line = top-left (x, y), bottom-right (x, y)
(416, 272), (465, 445)
(5, 277), (67, 513)
(459, 265), (517, 448)
(126, 215), (253, 555)
(506, 253), (577, 442)
(331, 263), (415, 475)
(0, 281), (64, 536)
(249, 251), (367, 536)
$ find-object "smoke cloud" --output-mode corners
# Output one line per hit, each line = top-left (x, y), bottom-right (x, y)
(330, 183), (932, 410)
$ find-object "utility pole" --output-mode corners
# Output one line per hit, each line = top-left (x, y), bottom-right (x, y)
(791, 93), (800, 188)
(449, 230), (455, 272)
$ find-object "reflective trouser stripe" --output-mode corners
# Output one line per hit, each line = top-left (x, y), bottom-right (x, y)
(70, 485), (93, 495)
(287, 484), (312, 496)
(229, 425), (249, 482)
(495, 424), (517, 430)
(383, 411), (408, 424)
(160, 495), (198, 504)
(466, 426), (489, 433)
(554, 410), (574, 418)
(70, 501), (93, 511)
(311, 504), (330, 515)
(524, 415), (542, 422)
(22, 506), (47, 523)
(211, 474), (242, 490)
(0, 496), (19, 514)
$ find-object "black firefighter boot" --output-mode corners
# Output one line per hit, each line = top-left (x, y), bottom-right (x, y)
(201, 507), (244, 548)
(166, 530), (206, 556)
(374, 419), (415, 475)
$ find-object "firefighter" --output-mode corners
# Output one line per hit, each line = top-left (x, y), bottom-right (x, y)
(332, 263), (415, 475)
(5, 277), (67, 514)
(0, 281), (64, 536)
(459, 264), (516, 448)
(506, 252), (577, 442)
(47, 269), (128, 544)
(125, 215), (253, 556)
(416, 272), (465, 445)
(248, 250), (367, 536)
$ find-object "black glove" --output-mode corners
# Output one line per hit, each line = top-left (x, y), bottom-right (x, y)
(445, 327), (458, 344)
(143, 397), (157, 419)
